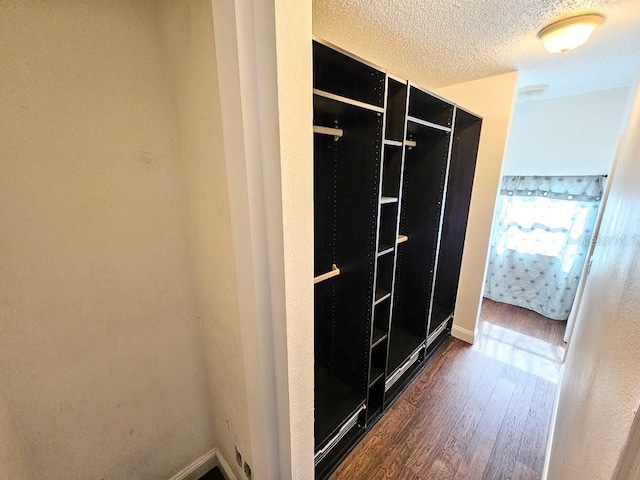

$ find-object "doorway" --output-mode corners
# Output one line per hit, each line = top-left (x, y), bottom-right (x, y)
(481, 86), (630, 341)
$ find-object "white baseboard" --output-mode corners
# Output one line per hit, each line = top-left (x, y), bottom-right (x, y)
(169, 448), (238, 480)
(451, 325), (475, 344)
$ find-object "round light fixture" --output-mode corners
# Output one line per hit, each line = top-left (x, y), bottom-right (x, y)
(538, 14), (604, 53)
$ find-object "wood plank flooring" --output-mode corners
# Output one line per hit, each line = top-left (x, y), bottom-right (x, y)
(330, 299), (566, 480)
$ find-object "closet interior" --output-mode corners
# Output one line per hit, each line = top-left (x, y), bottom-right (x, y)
(312, 39), (482, 479)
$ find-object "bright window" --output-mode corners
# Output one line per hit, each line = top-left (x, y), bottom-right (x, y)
(495, 196), (590, 272)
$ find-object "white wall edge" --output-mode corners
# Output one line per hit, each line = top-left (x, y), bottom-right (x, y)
(216, 449), (239, 480)
(169, 448), (238, 480)
(542, 363), (565, 480)
(451, 325), (475, 344)
(210, 0), (286, 477)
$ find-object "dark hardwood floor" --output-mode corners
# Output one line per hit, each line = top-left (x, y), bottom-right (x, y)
(330, 299), (566, 480)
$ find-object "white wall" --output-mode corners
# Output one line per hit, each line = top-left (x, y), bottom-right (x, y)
(0, 2), (215, 478)
(434, 72), (519, 343)
(546, 81), (640, 479)
(158, 2), (251, 478)
(503, 87), (630, 176)
(210, 0), (315, 477)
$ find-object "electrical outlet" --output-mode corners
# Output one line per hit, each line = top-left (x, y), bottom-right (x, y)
(243, 460), (252, 479)
(235, 446), (242, 468)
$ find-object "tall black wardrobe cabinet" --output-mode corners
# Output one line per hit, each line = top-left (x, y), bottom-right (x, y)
(312, 39), (482, 479)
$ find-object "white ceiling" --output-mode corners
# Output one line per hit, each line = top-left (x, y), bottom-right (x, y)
(313, 0), (640, 99)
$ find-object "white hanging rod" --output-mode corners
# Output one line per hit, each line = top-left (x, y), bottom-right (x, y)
(314, 264), (341, 284)
(405, 140), (417, 149)
(313, 125), (343, 140)
(397, 235), (408, 244)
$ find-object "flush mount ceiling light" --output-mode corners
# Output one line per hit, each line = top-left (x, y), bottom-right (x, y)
(538, 14), (604, 53)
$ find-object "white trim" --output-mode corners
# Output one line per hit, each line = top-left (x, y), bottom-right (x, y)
(216, 450), (239, 480)
(451, 324), (475, 344)
(564, 146), (618, 345)
(542, 364), (564, 480)
(169, 448), (238, 480)
(211, 0), (300, 476)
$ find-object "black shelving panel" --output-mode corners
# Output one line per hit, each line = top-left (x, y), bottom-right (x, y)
(382, 146), (403, 198)
(369, 339), (387, 386)
(378, 203), (398, 249)
(385, 79), (408, 141)
(430, 109), (482, 335)
(313, 39), (482, 480)
(313, 42), (386, 108)
(373, 300), (390, 337)
(313, 39), (386, 479)
(372, 328), (387, 347)
(388, 121), (451, 374)
(313, 91), (382, 453)
(387, 325), (424, 375)
(315, 364), (365, 451)
(407, 86), (455, 128)
(375, 251), (394, 295)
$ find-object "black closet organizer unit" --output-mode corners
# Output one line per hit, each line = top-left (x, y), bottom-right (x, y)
(313, 38), (482, 479)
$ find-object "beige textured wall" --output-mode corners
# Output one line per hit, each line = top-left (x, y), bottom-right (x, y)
(273, 0), (315, 476)
(158, 1), (250, 478)
(546, 82), (640, 480)
(0, 1), (215, 478)
(0, 391), (33, 480)
(434, 72), (519, 342)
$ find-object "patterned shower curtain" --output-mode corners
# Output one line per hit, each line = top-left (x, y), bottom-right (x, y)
(484, 175), (604, 320)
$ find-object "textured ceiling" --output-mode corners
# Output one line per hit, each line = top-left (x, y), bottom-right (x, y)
(313, 0), (640, 97)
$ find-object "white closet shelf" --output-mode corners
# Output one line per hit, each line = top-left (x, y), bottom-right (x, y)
(380, 196), (399, 204)
(374, 289), (391, 305)
(377, 245), (394, 257)
(314, 88), (385, 113)
(383, 139), (403, 147)
(407, 116), (452, 132)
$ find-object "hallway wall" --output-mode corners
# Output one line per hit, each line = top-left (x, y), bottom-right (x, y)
(504, 87), (630, 176)
(546, 82), (640, 479)
(0, 2), (215, 478)
(158, 1), (251, 478)
(434, 72), (519, 343)
(0, 391), (33, 480)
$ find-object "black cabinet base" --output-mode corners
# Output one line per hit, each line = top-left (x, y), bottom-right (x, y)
(314, 332), (452, 479)
(315, 410), (367, 480)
